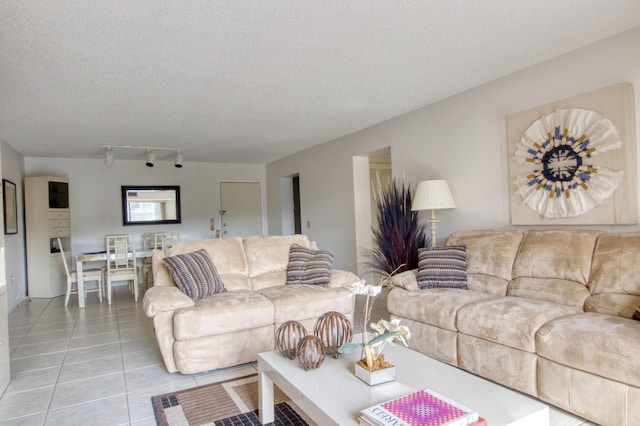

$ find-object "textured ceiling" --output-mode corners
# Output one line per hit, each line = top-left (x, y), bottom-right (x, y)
(2, 1), (640, 164)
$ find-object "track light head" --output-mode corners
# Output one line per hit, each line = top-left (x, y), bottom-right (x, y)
(146, 150), (155, 167)
(105, 147), (114, 167)
(175, 150), (183, 168)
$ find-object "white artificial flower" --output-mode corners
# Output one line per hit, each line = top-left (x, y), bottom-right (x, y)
(349, 279), (382, 297)
(370, 319), (387, 334)
(349, 279), (367, 296)
(366, 284), (382, 297)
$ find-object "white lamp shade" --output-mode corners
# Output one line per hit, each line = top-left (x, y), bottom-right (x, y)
(412, 180), (456, 211)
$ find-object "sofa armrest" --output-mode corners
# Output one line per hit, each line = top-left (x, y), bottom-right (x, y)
(143, 286), (195, 317)
(388, 269), (419, 292)
(326, 269), (361, 289)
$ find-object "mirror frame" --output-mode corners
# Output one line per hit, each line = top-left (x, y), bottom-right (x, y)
(121, 185), (182, 226)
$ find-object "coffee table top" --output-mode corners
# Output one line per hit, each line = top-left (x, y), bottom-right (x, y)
(258, 341), (549, 425)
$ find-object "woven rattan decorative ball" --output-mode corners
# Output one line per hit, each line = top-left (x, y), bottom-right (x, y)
(276, 320), (307, 359)
(314, 311), (353, 358)
(297, 335), (325, 370)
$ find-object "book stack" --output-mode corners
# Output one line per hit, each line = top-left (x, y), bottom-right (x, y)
(359, 389), (486, 426)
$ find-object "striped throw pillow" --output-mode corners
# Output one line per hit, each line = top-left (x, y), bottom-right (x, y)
(163, 249), (226, 300)
(417, 245), (468, 289)
(286, 244), (334, 285)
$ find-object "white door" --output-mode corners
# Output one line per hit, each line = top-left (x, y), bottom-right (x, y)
(220, 182), (262, 237)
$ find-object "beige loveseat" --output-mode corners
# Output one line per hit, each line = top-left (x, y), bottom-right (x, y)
(142, 235), (358, 374)
(388, 228), (640, 426)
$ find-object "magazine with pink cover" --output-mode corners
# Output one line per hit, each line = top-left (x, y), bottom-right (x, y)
(361, 389), (479, 426)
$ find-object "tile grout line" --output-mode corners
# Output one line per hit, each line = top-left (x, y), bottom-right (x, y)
(42, 298), (82, 425)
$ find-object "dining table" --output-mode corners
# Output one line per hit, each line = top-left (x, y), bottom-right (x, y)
(75, 249), (153, 308)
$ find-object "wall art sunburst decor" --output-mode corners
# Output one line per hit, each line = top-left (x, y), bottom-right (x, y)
(507, 84), (637, 225)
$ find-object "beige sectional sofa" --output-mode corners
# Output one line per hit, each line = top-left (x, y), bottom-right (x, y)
(388, 228), (640, 426)
(142, 235), (358, 375)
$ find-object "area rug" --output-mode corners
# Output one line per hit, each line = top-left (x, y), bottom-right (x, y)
(151, 373), (316, 426)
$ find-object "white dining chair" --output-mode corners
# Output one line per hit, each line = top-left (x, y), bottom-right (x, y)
(154, 232), (180, 250)
(105, 234), (138, 304)
(142, 232), (180, 289)
(58, 238), (104, 307)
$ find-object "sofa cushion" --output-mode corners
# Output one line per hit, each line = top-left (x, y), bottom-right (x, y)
(286, 244), (334, 286)
(258, 284), (353, 326)
(173, 291), (274, 340)
(387, 287), (496, 331)
(510, 229), (602, 307)
(155, 237), (251, 291)
(537, 313), (640, 388)
(446, 229), (524, 296)
(243, 235), (313, 277)
(417, 246), (467, 289)
(586, 232), (640, 318)
(163, 249), (226, 300)
(457, 297), (581, 352)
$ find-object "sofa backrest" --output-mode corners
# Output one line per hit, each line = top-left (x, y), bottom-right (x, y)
(509, 229), (603, 308)
(243, 234), (316, 291)
(587, 232), (640, 318)
(152, 237), (251, 291)
(446, 229), (524, 296)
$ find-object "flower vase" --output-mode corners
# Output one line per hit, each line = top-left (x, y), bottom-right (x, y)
(354, 363), (396, 386)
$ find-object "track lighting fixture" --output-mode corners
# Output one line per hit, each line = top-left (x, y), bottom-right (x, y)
(101, 145), (185, 168)
(145, 149), (155, 167)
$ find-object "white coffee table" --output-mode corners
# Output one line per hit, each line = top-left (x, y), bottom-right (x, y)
(258, 341), (549, 425)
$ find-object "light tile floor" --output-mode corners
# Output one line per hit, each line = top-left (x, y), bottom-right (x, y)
(1, 285), (594, 425)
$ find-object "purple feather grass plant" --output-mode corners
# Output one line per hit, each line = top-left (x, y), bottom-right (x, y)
(370, 178), (428, 276)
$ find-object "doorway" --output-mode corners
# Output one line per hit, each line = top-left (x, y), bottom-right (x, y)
(219, 182), (263, 237)
(353, 147), (392, 281)
(292, 175), (301, 234)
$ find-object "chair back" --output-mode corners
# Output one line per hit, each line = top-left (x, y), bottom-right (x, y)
(106, 234), (136, 272)
(154, 232), (179, 250)
(57, 237), (72, 279)
(142, 232), (156, 250)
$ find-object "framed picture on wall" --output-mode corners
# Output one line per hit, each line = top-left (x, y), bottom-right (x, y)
(3, 179), (17, 234)
(506, 83), (637, 225)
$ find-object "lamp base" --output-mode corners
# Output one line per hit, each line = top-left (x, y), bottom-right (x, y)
(428, 209), (439, 248)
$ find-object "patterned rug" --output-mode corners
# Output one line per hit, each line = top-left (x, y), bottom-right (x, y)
(151, 374), (316, 426)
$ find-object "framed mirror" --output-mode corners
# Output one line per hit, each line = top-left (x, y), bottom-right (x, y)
(121, 185), (181, 225)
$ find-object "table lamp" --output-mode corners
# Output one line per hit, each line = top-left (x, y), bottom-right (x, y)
(411, 180), (456, 247)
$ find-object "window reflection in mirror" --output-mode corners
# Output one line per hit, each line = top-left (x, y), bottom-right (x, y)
(121, 186), (181, 225)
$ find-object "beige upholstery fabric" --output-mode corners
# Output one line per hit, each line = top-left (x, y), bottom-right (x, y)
(258, 284), (353, 326)
(154, 238), (251, 291)
(142, 286), (195, 316)
(173, 326), (274, 374)
(588, 232), (640, 317)
(388, 269), (419, 292)
(394, 316), (459, 365)
(388, 228), (640, 425)
(538, 358), (640, 426)
(458, 333), (538, 396)
(243, 235), (312, 278)
(173, 291), (273, 340)
(152, 312), (178, 373)
(510, 229), (601, 301)
(457, 297), (580, 352)
(144, 235), (358, 375)
(537, 312), (640, 387)
(387, 287), (496, 331)
(508, 278), (590, 308)
(446, 229), (524, 295)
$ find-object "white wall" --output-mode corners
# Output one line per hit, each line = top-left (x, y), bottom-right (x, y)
(1, 140), (27, 311)
(266, 26), (640, 273)
(24, 157), (266, 258)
